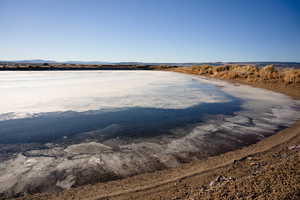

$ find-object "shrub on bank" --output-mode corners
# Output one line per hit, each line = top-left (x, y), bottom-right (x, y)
(178, 64), (300, 85)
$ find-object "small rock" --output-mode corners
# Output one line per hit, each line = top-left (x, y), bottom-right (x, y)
(247, 156), (253, 160)
(209, 180), (216, 187)
(216, 175), (226, 182)
(209, 175), (227, 187)
(288, 145), (300, 150)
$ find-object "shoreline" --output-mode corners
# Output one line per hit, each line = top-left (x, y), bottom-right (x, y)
(25, 119), (300, 200)
(18, 67), (300, 200)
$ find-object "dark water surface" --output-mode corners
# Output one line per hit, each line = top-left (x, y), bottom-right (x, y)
(0, 98), (242, 144)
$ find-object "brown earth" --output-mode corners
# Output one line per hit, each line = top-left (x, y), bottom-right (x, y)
(13, 65), (300, 200)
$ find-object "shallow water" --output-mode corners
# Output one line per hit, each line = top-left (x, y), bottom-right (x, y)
(0, 71), (299, 197)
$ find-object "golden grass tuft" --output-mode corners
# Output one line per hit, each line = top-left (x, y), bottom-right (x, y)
(173, 64), (300, 86)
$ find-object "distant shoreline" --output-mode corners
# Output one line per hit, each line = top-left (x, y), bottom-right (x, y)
(0, 65), (158, 71)
(1, 62), (300, 71)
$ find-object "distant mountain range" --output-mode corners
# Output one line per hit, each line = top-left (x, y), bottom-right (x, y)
(1, 60), (300, 68)
(3, 59), (59, 64)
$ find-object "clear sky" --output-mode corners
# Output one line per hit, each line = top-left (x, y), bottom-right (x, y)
(1, 0), (300, 62)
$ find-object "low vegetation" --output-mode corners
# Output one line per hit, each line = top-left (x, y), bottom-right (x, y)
(171, 64), (300, 85)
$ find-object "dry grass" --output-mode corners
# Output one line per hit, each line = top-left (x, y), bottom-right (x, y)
(172, 64), (300, 85)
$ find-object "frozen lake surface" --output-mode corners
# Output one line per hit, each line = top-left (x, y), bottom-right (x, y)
(0, 71), (299, 197)
(0, 71), (240, 144)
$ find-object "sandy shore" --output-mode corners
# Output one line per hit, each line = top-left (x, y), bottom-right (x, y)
(17, 67), (300, 200)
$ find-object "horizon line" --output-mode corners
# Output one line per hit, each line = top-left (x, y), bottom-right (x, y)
(1, 59), (300, 64)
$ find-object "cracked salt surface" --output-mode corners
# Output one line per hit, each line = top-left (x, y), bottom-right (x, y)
(0, 71), (299, 197)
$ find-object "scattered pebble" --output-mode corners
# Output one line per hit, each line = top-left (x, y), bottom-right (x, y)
(209, 175), (233, 187)
(288, 145), (300, 150)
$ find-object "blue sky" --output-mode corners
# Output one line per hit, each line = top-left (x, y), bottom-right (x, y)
(1, 0), (300, 62)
